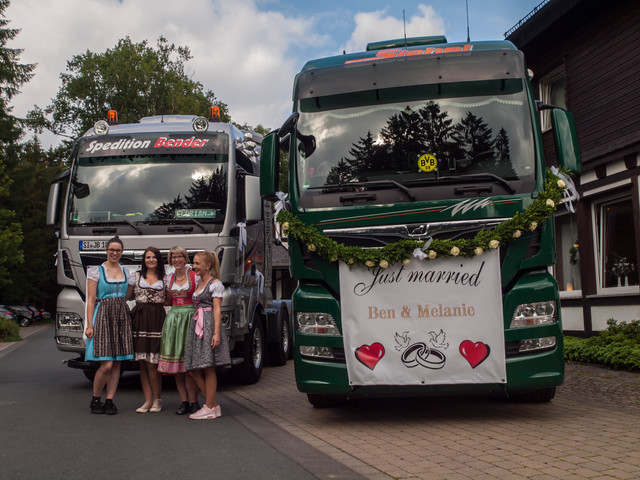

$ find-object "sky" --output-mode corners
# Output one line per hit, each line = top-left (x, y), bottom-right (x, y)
(6, 0), (544, 147)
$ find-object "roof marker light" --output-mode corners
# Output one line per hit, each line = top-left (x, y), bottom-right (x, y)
(209, 106), (220, 122)
(107, 110), (118, 124)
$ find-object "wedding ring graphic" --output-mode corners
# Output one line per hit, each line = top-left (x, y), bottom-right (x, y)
(401, 342), (446, 369)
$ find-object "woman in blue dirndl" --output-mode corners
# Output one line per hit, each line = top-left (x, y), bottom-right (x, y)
(84, 237), (134, 415)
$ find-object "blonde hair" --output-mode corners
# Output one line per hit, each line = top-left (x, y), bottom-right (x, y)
(194, 251), (220, 279)
(168, 246), (189, 265)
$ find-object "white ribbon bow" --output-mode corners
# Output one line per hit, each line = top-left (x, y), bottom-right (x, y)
(274, 191), (288, 241)
(255, 270), (264, 294)
(237, 222), (247, 252)
(551, 166), (580, 213)
(412, 237), (434, 260)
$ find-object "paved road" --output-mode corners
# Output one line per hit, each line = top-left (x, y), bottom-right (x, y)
(0, 325), (364, 480)
(226, 355), (640, 479)
(4, 325), (640, 479)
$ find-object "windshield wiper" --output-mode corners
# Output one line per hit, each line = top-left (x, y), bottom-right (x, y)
(309, 180), (416, 202)
(406, 173), (516, 194)
(147, 218), (208, 233)
(78, 220), (143, 234)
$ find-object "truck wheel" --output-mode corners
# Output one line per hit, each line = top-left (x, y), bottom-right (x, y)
(19, 316), (31, 327)
(268, 308), (290, 366)
(307, 393), (346, 409)
(234, 315), (264, 384)
(509, 387), (556, 403)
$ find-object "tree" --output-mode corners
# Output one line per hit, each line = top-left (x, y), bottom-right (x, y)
(29, 36), (229, 147)
(0, 0), (35, 288)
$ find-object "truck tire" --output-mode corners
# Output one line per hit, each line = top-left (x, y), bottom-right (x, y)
(508, 387), (556, 403)
(19, 316), (31, 327)
(307, 393), (346, 409)
(234, 314), (264, 384)
(268, 307), (290, 366)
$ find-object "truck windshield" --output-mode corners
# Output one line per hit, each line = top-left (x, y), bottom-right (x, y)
(68, 154), (228, 225)
(296, 79), (535, 207)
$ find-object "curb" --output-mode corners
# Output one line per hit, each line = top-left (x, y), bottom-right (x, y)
(0, 323), (52, 357)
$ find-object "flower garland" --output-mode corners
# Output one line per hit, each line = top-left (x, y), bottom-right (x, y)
(277, 169), (574, 268)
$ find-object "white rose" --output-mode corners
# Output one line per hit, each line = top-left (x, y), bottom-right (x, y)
(402, 258), (411, 265)
(489, 240), (500, 249)
(513, 230), (522, 239)
(546, 198), (555, 207)
(379, 260), (389, 269)
(557, 179), (566, 188)
(307, 244), (316, 252)
(474, 247), (484, 256)
(428, 250), (437, 259)
(529, 221), (538, 231)
(450, 246), (460, 256)
(365, 260), (375, 267)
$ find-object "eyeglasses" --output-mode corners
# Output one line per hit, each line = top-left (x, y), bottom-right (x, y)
(107, 249), (123, 254)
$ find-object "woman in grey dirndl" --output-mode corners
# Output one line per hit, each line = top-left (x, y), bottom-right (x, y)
(84, 237), (134, 415)
(185, 251), (230, 420)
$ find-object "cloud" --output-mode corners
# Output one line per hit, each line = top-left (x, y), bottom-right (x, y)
(343, 4), (445, 54)
(6, 0), (323, 146)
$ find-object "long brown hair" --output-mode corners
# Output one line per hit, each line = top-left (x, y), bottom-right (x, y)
(141, 246), (166, 279)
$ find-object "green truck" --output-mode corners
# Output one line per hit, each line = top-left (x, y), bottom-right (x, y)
(261, 36), (580, 407)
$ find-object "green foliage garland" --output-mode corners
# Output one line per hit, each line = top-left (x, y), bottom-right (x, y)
(277, 169), (570, 268)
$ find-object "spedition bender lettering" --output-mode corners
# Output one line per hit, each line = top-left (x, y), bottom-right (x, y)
(84, 136), (209, 154)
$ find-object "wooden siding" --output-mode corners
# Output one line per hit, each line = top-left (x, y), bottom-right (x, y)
(514, 0), (640, 166)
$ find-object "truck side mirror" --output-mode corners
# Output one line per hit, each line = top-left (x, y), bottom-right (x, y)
(551, 109), (581, 173)
(245, 175), (262, 224)
(260, 131), (280, 201)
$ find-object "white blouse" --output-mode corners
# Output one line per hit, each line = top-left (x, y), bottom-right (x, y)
(87, 263), (135, 286)
(193, 280), (224, 298)
(165, 271), (201, 291)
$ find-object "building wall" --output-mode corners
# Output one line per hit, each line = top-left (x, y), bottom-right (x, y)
(509, 0), (640, 333)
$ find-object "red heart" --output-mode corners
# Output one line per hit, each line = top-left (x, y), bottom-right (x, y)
(355, 342), (385, 370)
(459, 340), (490, 368)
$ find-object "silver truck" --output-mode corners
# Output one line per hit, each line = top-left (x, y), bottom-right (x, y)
(47, 110), (291, 383)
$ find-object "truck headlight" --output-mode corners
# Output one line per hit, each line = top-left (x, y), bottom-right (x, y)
(519, 336), (556, 353)
(296, 312), (339, 335)
(300, 346), (335, 359)
(510, 301), (556, 328)
(57, 312), (84, 331)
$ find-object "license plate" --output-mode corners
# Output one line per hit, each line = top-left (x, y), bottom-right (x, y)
(79, 240), (109, 251)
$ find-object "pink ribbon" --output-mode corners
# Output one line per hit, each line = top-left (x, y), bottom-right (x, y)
(194, 307), (213, 339)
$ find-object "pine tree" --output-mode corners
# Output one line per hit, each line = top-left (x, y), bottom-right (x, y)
(0, 0), (35, 287)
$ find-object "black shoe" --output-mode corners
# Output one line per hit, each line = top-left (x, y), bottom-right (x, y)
(104, 399), (118, 415)
(176, 401), (191, 415)
(190, 402), (201, 414)
(90, 397), (104, 414)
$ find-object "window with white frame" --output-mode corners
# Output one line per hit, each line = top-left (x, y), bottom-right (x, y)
(555, 213), (581, 291)
(594, 195), (638, 289)
(539, 66), (566, 131)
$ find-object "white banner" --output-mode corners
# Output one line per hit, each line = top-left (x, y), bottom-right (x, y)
(339, 250), (506, 386)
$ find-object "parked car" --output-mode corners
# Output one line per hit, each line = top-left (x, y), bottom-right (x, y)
(0, 305), (15, 322)
(27, 306), (42, 322)
(40, 309), (51, 320)
(7, 305), (32, 327)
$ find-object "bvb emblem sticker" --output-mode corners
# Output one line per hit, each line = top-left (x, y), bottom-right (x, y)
(418, 153), (438, 172)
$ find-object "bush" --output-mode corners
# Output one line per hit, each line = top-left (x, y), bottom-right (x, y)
(0, 317), (21, 342)
(564, 319), (640, 370)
